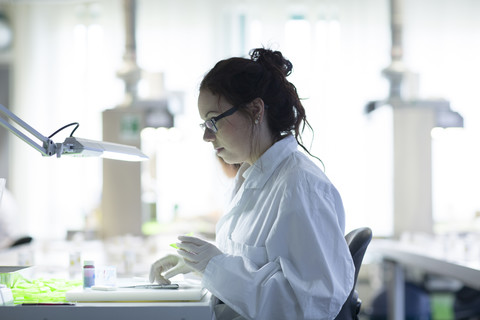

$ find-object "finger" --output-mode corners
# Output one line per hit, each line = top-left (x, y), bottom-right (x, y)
(163, 268), (179, 280)
(176, 241), (203, 254)
(154, 274), (171, 285)
(149, 266), (156, 283)
(151, 256), (173, 271)
(177, 248), (200, 263)
(149, 255), (178, 283)
(151, 261), (167, 273)
(149, 266), (159, 283)
(182, 258), (197, 270)
(178, 239), (214, 254)
(164, 263), (189, 279)
(178, 236), (207, 246)
(149, 261), (164, 283)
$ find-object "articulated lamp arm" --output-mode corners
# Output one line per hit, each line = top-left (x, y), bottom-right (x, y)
(0, 104), (57, 156)
(0, 104), (147, 161)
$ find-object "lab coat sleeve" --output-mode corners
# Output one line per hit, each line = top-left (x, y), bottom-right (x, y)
(202, 175), (355, 320)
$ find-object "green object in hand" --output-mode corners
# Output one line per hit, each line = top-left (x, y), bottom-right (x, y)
(170, 232), (194, 249)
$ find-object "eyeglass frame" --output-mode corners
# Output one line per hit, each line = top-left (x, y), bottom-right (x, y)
(199, 105), (239, 134)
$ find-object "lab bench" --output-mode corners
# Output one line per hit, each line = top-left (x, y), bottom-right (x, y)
(371, 239), (480, 320)
(0, 236), (214, 319)
(0, 292), (213, 320)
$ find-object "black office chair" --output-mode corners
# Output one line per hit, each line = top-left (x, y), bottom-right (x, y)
(335, 227), (373, 320)
(10, 236), (33, 248)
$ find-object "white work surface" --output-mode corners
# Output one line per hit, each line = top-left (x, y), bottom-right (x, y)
(370, 238), (480, 320)
(66, 287), (207, 302)
(66, 278), (207, 302)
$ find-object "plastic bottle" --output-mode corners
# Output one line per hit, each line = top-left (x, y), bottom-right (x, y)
(83, 260), (95, 289)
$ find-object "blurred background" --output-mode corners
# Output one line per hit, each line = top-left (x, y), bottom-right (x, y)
(1, 0), (479, 240)
(0, 0), (480, 316)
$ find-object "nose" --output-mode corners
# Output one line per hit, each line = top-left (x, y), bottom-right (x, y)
(203, 128), (216, 142)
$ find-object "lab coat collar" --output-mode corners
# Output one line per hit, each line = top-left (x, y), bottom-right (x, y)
(241, 135), (297, 189)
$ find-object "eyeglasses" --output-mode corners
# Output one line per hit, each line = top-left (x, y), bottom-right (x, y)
(199, 106), (239, 134)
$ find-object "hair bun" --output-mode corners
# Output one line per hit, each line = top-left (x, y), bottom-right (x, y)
(250, 48), (293, 77)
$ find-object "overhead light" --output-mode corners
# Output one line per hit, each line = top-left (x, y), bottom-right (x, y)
(0, 104), (147, 161)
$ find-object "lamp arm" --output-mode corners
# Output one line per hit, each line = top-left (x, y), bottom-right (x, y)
(1, 104), (147, 161)
(0, 104), (56, 157)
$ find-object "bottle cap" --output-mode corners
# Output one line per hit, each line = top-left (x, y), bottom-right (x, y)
(83, 260), (95, 266)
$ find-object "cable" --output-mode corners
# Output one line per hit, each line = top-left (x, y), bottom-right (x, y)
(48, 122), (79, 139)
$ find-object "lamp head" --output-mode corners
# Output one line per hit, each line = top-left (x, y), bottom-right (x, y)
(60, 137), (148, 161)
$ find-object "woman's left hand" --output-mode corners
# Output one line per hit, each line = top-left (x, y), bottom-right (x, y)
(175, 236), (223, 274)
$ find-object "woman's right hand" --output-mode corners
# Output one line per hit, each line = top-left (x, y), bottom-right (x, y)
(149, 254), (191, 284)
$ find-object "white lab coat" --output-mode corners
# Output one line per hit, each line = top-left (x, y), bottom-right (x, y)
(202, 135), (355, 320)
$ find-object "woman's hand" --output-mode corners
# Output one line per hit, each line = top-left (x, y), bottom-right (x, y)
(176, 236), (223, 274)
(149, 254), (191, 284)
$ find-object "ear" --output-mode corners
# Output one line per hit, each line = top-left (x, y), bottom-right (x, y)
(249, 98), (265, 123)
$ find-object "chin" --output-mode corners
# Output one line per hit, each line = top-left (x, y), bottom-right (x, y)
(220, 156), (240, 165)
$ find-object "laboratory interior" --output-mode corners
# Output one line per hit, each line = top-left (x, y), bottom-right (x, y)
(0, 0), (479, 319)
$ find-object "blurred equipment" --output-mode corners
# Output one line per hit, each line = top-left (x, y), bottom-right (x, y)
(0, 12), (13, 51)
(0, 103), (147, 161)
(0, 284), (13, 306)
(0, 266), (29, 289)
(368, 282), (431, 320)
(101, 0), (177, 238)
(0, 178), (32, 249)
(454, 286), (480, 319)
(0, 177), (4, 203)
(0, 58), (11, 182)
(365, 0), (463, 237)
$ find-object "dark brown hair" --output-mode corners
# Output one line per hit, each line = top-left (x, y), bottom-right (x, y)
(200, 48), (320, 163)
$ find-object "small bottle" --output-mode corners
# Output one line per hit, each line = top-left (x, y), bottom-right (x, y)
(83, 260), (95, 289)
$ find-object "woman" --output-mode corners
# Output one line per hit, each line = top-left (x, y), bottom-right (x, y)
(149, 48), (354, 320)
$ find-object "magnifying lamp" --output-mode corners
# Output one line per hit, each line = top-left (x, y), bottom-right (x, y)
(0, 104), (147, 161)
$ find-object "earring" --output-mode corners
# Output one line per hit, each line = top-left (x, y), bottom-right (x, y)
(255, 116), (260, 125)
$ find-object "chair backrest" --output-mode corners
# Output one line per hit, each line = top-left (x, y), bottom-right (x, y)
(345, 227), (373, 285)
(334, 227), (373, 320)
